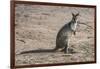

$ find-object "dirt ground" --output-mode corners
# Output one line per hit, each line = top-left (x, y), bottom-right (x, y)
(15, 4), (95, 66)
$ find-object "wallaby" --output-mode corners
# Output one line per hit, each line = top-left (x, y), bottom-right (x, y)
(20, 13), (79, 55)
(54, 13), (79, 53)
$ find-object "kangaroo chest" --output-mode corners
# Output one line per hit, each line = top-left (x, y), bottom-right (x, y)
(70, 21), (78, 31)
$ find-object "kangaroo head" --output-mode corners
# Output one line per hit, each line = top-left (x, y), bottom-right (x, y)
(71, 13), (79, 32)
(72, 13), (79, 22)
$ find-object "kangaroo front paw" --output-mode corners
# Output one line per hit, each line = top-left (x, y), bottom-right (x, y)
(73, 31), (76, 35)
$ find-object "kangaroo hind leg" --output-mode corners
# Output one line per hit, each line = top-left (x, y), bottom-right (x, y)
(64, 41), (68, 54)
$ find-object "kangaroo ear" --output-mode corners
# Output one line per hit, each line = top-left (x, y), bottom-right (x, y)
(76, 13), (79, 16)
(72, 13), (74, 16)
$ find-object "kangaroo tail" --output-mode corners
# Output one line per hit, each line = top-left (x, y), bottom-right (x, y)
(52, 47), (59, 52)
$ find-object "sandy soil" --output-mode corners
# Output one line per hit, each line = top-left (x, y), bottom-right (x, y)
(15, 4), (95, 66)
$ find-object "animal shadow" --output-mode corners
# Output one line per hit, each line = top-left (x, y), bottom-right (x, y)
(19, 48), (76, 55)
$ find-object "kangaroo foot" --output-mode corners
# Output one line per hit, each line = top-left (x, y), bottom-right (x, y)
(64, 48), (68, 54)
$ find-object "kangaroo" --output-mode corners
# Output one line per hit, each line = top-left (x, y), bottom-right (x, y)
(54, 13), (79, 53)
